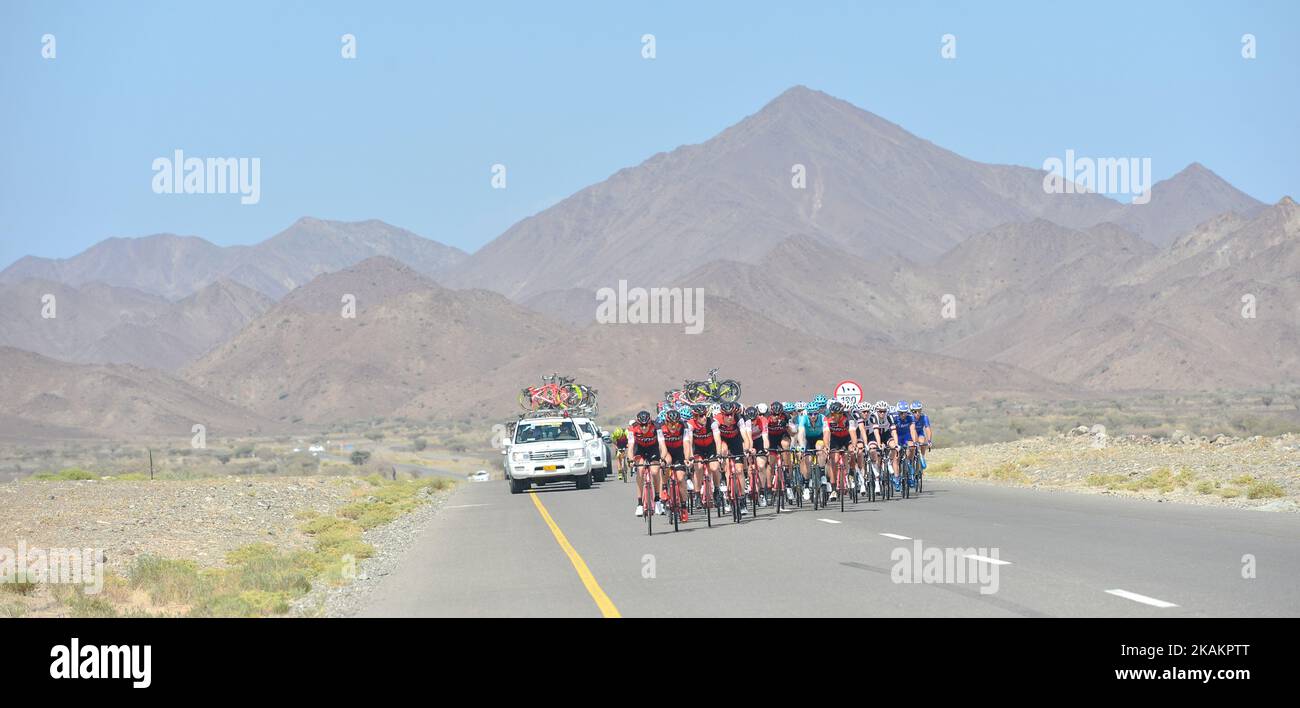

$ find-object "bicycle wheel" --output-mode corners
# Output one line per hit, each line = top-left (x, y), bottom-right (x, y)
(839, 457), (846, 513)
(671, 478), (680, 532)
(643, 474), (653, 535)
(901, 457), (912, 499)
(519, 389), (535, 410)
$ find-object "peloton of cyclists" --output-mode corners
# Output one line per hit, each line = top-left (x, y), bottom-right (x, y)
(628, 394), (934, 519)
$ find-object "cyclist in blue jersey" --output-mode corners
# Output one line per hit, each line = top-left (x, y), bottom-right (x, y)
(796, 394), (829, 502)
(910, 401), (932, 470)
(893, 400), (919, 491)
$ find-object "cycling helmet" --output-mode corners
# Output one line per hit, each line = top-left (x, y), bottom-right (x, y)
(795, 400), (807, 411)
(757, 403), (769, 415)
(911, 401), (923, 411)
(721, 401), (740, 415)
(710, 402), (722, 415)
(875, 400), (888, 411)
(744, 406), (758, 420)
(811, 394), (829, 409)
(636, 410), (652, 425)
(665, 409), (681, 423)
(887, 405), (897, 415)
(690, 403), (708, 417)
(829, 401), (844, 414)
(783, 401), (796, 413)
(897, 400), (909, 412)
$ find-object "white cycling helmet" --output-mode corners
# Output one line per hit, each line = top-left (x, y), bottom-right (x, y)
(875, 400), (888, 410)
(756, 402), (768, 414)
(795, 400), (807, 411)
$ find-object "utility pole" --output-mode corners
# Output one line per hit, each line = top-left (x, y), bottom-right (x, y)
(148, 448), (154, 480)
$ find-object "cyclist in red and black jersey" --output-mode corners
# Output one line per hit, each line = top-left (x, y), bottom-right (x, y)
(764, 400), (796, 502)
(715, 401), (748, 514)
(685, 403), (722, 509)
(629, 411), (661, 517)
(658, 409), (690, 524)
(822, 401), (859, 501)
(741, 405), (771, 507)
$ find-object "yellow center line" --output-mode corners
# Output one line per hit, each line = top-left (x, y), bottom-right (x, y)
(528, 491), (622, 618)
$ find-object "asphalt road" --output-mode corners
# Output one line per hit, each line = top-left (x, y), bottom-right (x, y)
(360, 472), (1300, 617)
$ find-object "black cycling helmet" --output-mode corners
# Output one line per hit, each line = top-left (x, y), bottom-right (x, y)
(636, 410), (652, 425)
(829, 401), (844, 414)
(744, 406), (758, 420)
(770, 401), (783, 415)
(721, 401), (740, 415)
(665, 409), (681, 423)
(691, 403), (708, 417)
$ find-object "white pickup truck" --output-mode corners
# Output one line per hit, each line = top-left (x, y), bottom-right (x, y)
(503, 414), (595, 494)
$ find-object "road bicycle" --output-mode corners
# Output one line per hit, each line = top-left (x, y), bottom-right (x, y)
(683, 368), (742, 404)
(615, 448), (629, 482)
(690, 454), (719, 528)
(719, 454), (747, 523)
(665, 462), (689, 532)
(766, 447), (792, 514)
(827, 446), (855, 512)
(632, 458), (659, 535)
(518, 373), (598, 410)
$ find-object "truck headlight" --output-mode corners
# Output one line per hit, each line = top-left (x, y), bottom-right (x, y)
(512, 452), (525, 462)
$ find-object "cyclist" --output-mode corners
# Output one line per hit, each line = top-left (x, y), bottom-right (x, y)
(629, 411), (662, 517)
(685, 403), (723, 513)
(911, 401), (932, 469)
(822, 400), (858, 501)
(795, 395), (829, 502)
(765, 400), (795, 502)
(859, 401), (891, 494)
(715, 401), (748, 514)
(658, 409), (690, 523)
(893, 400), (919, 491)
(741, 405), (770, 507)
(612, 425), (629, 481)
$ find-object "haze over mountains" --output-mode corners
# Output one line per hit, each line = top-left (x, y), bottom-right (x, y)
(0, 217), (467, 300)
(0, 85), (1293, 439)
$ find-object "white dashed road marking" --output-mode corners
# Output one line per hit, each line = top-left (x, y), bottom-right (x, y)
(1105, 589), (1178, 608)
(817, 518), (842, 524)
(879, 533), (911, 540)
(964, 553), (1011, 566)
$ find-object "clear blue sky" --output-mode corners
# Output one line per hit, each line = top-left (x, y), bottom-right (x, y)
(2, 0), (1296, 267)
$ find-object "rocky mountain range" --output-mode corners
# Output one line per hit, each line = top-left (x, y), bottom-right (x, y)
(0, 85), (1292, 439)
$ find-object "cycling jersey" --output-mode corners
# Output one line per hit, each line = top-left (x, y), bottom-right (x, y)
(867, 412), (893, 444)
(797, 412), (825, 440)
(895, 413), (915, 444)
(766, 412), (790, 438)
(913, 413), (931, 438)
(743, 416), (768, 451)
(715, 413), (741, 439)
(688, 416), (718, 458)
(630, 422), (659, 451)
(826, 412), (852, 438)
(659, 420), (685, 449)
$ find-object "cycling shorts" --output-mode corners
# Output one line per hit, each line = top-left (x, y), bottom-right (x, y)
(633, 444), (661, 462)
(828, 434), (852, 451)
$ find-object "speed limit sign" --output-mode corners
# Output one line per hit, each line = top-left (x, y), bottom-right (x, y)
(834, 380), (862, 405)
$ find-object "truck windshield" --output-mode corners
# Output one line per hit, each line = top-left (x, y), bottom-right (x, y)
(515, 421), (580, 443)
